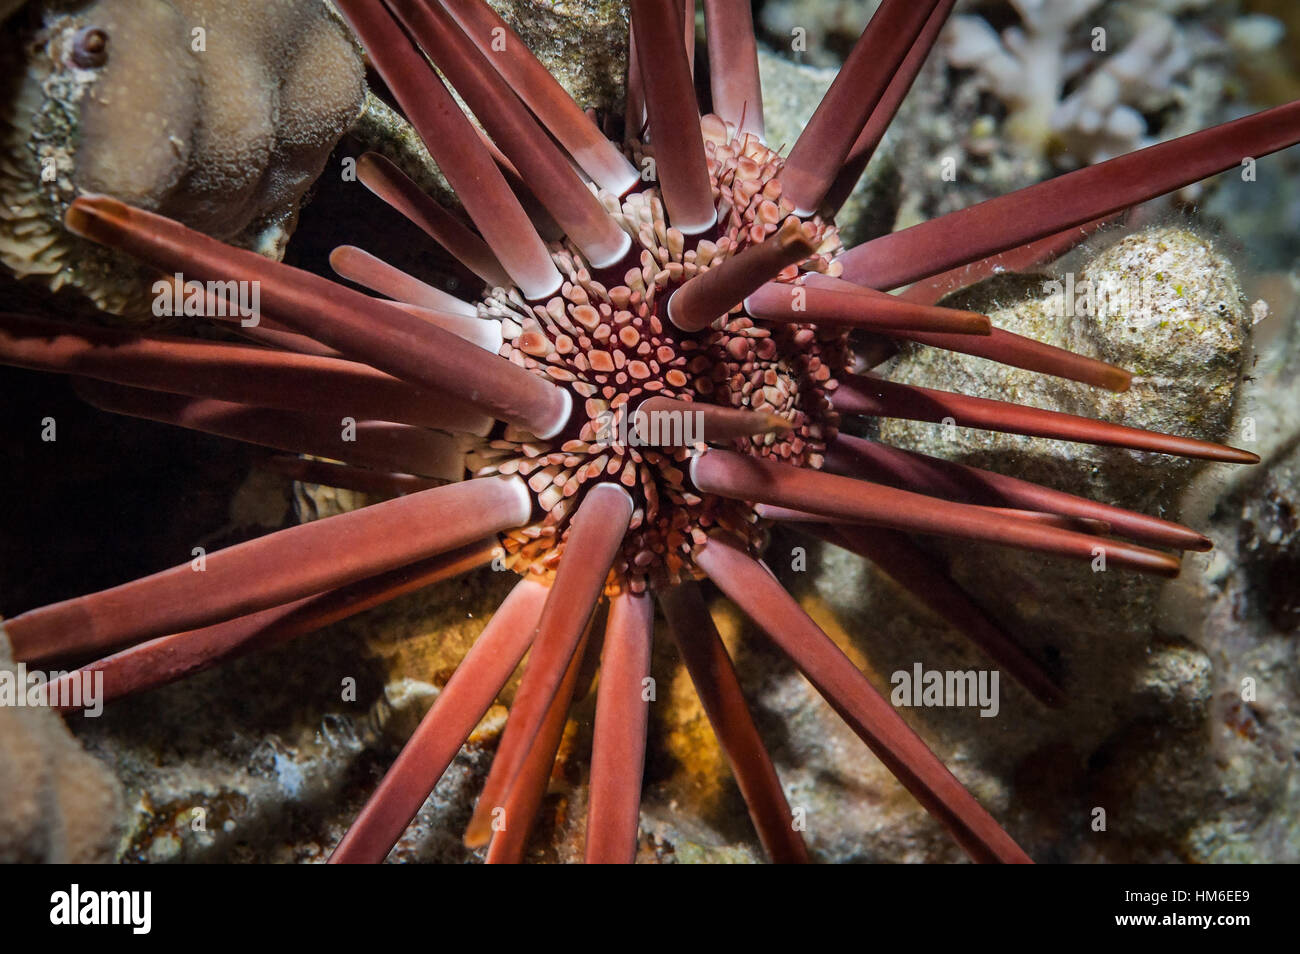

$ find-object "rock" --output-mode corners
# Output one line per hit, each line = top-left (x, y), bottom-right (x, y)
(0, 0), (366, 317)
(749, 225), (1261, 862)
(0, 635), (124, 862)
(880, 224), (1252, 507)
(63, 553), (521, 863)
(757, 48), (900, 246)
(1161, 317), (1300, 863)
(756, 0), (884, 70)
(487, 0), (629, 116)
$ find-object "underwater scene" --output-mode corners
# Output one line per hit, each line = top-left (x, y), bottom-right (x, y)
(0, 0), (1298, 870)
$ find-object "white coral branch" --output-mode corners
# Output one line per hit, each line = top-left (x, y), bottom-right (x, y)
(1052, 13), (1206, 163)
(943, 1), (1212, 164)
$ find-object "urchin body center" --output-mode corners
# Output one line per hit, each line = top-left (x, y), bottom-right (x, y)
(469, 125), (850, 592)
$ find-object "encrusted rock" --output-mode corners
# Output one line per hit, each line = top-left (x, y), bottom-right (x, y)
(486, 0), (628, 116)
(0, 0), (366, 317)
(0, 635), (124, 862)
(754, 225), (1258, 862)
(880, 224), (1252, 507)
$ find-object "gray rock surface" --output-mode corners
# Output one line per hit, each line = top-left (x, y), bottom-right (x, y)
(1165, 306), (1300, 863)
(881, 224), (1252, 506)
(0, 636), (124, 862)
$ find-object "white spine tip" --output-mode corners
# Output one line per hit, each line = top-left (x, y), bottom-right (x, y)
(687, 449), (705, 491)
(534, 387), (573, 441)
(665, 293), (703, 332)
(607, 167), (645, 198)
(586, 230), (633, 271)
(667, 289), (717, 333)
(676, 208), (719, 238)
(517, 263), (565, 303)
(500, 474), (537, 526)
(590, 481), (636, 511)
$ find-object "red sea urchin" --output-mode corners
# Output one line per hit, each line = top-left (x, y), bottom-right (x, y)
(1, 0), (1297, 863)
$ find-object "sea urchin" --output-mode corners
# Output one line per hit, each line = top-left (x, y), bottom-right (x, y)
(2, 0), (1298, 864)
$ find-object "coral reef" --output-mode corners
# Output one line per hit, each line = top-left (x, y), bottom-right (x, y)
(1166, 303), (1300, 862)
(0, 0), (365, 316)
(830, 0), (1282, 238)
(0, 0), (1294, 866)
(64, 226), (1264, 863)
(944, 1), (1232, 164)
